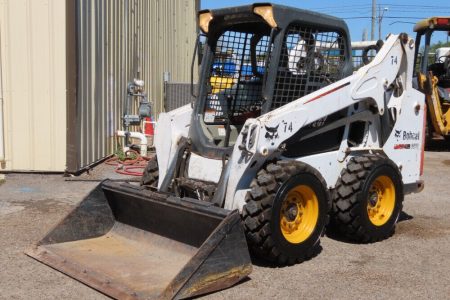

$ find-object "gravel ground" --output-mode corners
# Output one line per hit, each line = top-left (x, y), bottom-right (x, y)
(0, 152), (449, 299)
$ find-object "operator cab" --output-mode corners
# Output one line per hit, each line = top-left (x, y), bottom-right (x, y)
(190, 3), (352, 158)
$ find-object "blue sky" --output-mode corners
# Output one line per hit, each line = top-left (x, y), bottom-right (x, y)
(201, 1), (450, 44)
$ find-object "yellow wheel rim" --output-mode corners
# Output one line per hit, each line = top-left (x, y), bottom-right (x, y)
(367, 175), (396, 226)
(280, 185), (319, 244)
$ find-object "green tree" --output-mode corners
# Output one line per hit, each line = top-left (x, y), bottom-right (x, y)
(429, 41), (450, 53)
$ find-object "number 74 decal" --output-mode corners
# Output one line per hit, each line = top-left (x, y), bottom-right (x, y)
(391, 56), (398, 65)
(282, 121), (293, 133)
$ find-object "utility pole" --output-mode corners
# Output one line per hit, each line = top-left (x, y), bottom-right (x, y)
(371, 0), (376, 41)
(378, 5), (388, 40)
(362, 28), (368, 41)
(378, 5), (381, 40)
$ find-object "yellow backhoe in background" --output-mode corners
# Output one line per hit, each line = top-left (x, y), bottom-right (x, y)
(414, 17), (450, 143)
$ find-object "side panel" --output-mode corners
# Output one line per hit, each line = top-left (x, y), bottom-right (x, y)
(296, 151), (343, 189)
(383, 88), (425, 184)
(383, 34), (425, 185)
(187, 153), (222, 183)
(155, 104), (192, 189)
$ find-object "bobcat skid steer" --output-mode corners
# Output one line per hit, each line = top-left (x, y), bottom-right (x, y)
(27, 3), (426, 300)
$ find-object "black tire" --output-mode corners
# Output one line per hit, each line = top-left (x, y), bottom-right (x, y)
(330, 155), (404, 243)
(140, 155), (159, 187)
(242, 161), (330, 265)
(443, 135), (450, 145)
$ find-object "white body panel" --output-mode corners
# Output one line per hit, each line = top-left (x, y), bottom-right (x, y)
(187, 153), (222, 183)
(154, 104), (192, 189)
(382, 88), (425, 183)
(435, 47), (450, 63)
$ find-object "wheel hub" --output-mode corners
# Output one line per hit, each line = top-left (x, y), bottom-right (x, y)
(366, 176), (396, 226)
(281, 199), (302, 233)
(285, 203), (298, 221)
(368, 190), (379, 207)
(280, 186), (319, 244)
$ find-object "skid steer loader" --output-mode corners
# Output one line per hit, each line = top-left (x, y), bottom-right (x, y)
(26, 3), (426, 299)
(413, 17), (450, 142)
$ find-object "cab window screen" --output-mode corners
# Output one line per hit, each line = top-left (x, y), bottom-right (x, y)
(204, 30), (271, 125)
(272, 25), (346, 109)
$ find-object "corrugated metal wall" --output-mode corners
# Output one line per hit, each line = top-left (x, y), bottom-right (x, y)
(70, 0), (199, 172)
(0, 0), (67, 171)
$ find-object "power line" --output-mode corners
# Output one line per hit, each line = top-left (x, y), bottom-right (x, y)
(308, 4), (373, 10)
(381, 9), (450, 13)
(379, 3), (450, 9)
(315, 7), (450, 13)
(310, 4), (450, 10)
(330, 10), (450, 15)
(310, 4), (450, 14)
(307, 3), (450, 27)
(342, 16), (425, 19)
(317, 10), (373, 14)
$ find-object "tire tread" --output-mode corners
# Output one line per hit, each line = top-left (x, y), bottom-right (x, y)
(330, 154), (403, 242)
(140, 156), (159, 187)
(243, 161), (330, 265)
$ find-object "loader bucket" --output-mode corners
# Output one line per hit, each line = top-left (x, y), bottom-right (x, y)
(25, 180), (252, 299)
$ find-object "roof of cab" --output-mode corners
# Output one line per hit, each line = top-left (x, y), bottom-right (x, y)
(414, 17), (450, 33)
(200, 3), (349, 36)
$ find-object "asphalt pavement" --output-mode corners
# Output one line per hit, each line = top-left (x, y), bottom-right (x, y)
(0, 151), (449, 299)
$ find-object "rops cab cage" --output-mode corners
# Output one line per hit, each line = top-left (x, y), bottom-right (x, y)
(189, 4), (352, 157)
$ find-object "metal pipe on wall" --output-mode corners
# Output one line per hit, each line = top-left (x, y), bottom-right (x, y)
(66, 0), (199, 173)
(116, 130), (147, 155)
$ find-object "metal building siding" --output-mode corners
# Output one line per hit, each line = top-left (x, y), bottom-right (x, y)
(0, 0), (66, 171)
(72, 0), (198, 171)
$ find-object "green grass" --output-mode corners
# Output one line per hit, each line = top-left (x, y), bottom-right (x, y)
(114, 148), (137, 161)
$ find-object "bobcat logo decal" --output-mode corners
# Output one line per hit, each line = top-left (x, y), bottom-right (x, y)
(265, 124), (279, 140)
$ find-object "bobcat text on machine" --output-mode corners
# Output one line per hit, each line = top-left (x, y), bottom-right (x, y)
(26, 3), (426, 299)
